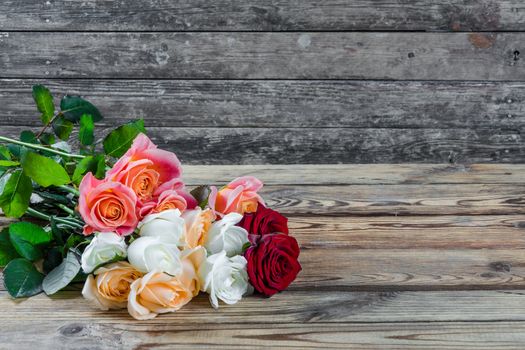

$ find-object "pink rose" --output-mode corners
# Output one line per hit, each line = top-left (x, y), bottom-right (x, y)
(138, 179), (198, 218)
(208, 176), (264, 218)
(79, 173), (139, 236)
(106, 133), (182, 202)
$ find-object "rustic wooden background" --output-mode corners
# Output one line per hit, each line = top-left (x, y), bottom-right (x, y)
(2, 1), (525, 349)
(1, 1), (525, 164)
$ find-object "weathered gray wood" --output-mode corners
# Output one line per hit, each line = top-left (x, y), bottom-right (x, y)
(2, 79), (525, 129)
(0, 32), (523, 80)
(1, 290), (525, 324)
(2, 125), (523, 164)
(181, 164), (525, 185)
(0, 0), (524, 31)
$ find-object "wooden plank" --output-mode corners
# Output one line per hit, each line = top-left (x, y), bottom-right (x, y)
(0, 126), (523, 164)
(181, 164), (525, 185)
(0, 32), (523, 80)
(1, 290), (524, 323)
(256, 184), (525, 216)
(2, 79), (525, 129)
(0, 1), (524, 31)
(0, 320), (524, 349)
(288, 215), (525, 250)
(2, 214), (525, 290)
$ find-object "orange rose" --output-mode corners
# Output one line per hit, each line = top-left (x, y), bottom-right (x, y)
(79, 173), (139, 236)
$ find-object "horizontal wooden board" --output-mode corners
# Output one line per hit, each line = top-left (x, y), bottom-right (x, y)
(258, 184), (525, 216)
(1, 320), (524, 349)
(0, 1), (524, 31)
(1, 126), (523, 164)
(2, 213), (525, 291)
(1, 290), (524, 323)
(2, 79), (525, 129)
(0, 32), (523, 80)
(289, 215), (525, 250)
(181, 164), (525, 185)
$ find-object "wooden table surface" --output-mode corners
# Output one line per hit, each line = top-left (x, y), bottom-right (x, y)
(1, 164), (524, 349)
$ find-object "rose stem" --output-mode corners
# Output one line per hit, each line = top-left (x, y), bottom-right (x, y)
(0, 136), (85, 159)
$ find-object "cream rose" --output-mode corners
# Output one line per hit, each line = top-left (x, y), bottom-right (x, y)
(181, 208), (215, 248)
(198, 250), (250, 309)
(82, 262), (142, 310)
(127, 236), (182, 275)
(81, 232), (127, 274)
(204, 213), (249, 257)
(138, 209), (185, 246)
(127, 271), (192, 320)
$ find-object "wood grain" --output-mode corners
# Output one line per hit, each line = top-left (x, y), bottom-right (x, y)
(0, 0), (523, 31)
(181, 164), (525, 185)
(1, 320), (524, 349)
(2, 79), (525, 129)
(1, 125), (523, 164)
(1, 290), (524, 323)
(0, 32), (523, 80)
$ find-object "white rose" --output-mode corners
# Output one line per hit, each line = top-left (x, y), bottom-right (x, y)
(198, 250), (249, 309)
(204, 213), (249, 257)
(138, 209), (185, 246)
(81, 232), (127, 274)
(127, 236), (182, 275)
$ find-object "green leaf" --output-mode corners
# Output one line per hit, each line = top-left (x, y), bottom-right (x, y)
(0, 228), (20, 267)
(72, 155), (105, 185)
(21, 152), (70, 187)
(242, 241), (252, 254)
(43, 246), (63, 273)
(60, 96), (103, 123)
(50, 217), (65, 246)
(0, 145), (11, 160)
(0, 160), (19, 167)
(42, 249), (81, 295)
(103, 119), (146, 158)
(32, 85), (55, 125)
(9, 222), (52, 261)
(0, 170), (32, 218)
(52, 115), (74, 141)
(3, 258), (44, 298)
(39, 132), (56, 145)
(20, 130), (38, 144)
(79, 114), (94, 146)
(190, 185), (211, 208)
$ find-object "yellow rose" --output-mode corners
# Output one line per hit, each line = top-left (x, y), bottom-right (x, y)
(127, 247), (206, 320)
(82, 261), (142, 310)
(182, 208), (215, 248)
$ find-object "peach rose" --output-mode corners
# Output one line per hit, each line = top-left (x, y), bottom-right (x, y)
(180, 246), (206, 295)
(139, 189), (188, 217)
(106, 133), (182, 202)
(181, 208), (215, 248)
(127, 247), (205, 320)
(82, 262), (143, 310)
(208, 176), (265, 218)
(79, 173), (139, 236)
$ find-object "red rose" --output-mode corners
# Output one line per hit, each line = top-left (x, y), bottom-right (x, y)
(237, 205), (289, 236)
(245, 233), (301, 296)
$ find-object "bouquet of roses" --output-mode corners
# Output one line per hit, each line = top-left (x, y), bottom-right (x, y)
(0, 85), (301, 319)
